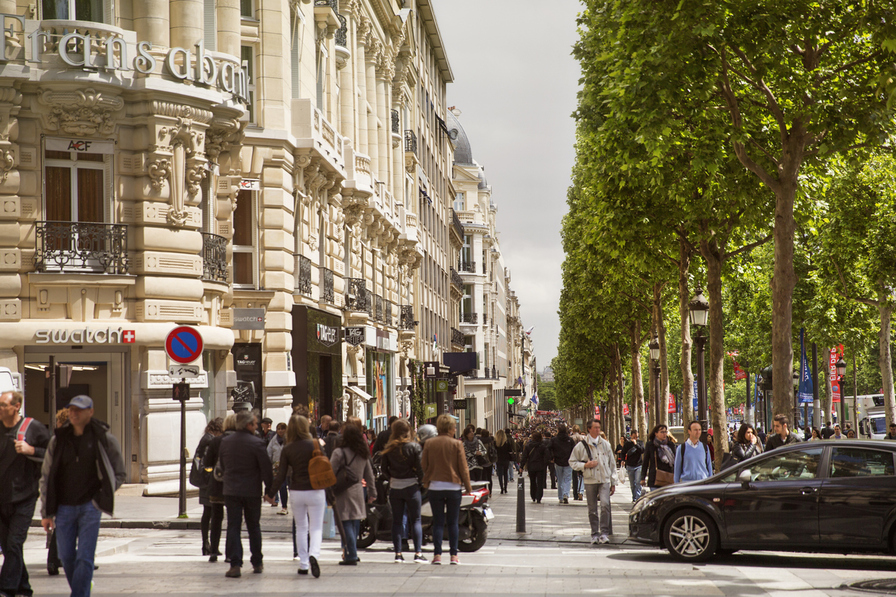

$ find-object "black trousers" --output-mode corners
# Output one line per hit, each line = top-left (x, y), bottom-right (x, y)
(224, 496), (263, 568)
(548, 462), (557, 487)
(496, 462), (510, 493)
(528, 469), (546, 502)
(201, 504), (224, 554)
(0, 495), (37, 597)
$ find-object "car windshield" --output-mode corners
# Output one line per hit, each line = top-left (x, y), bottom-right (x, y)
(720, 447), (824, 483)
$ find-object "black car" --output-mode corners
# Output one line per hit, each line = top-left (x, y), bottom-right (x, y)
(629, 439), (896, 562)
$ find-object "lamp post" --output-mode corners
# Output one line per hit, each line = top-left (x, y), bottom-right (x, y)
(688, 286), (709, 429)
(649, 335), (661, 427)
(760, 365), (773, 432)
(836, 356), (847, 426)
(792, 368), (801, 429)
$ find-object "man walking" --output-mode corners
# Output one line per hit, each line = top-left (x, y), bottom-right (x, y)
(620, 430), (644, 502)
(821, 421), (834, 439)
(765, 414), (801, 451)
(674, 422), (713, 483)
(219, 411), (272, 578)
(40, 395), (126, 597)
(569, 421), (616, 545)
(549, 424), (575, 504)
(885, 423), (896, 440)
(0, 390), (50, 597)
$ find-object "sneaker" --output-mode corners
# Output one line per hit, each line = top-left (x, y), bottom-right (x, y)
(590, 535), (598, 545)
(339, 559), (358, 566)
(431, 555), (441, 565)
(309, 555), (320, 578)
(278, 508), (288, 515)
(394, 553), (405, 563)
(225, 566), (241, 578)
(598, 534), (610, 545)
(450, 555), (460, 565)
(298, 568), (308, 575)
(413, 553), (428, 564)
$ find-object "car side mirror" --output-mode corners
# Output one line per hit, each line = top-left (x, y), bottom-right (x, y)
(738, 469), (752, 488)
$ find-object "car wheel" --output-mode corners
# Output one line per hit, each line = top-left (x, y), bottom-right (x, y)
(663, 509), (719, 562)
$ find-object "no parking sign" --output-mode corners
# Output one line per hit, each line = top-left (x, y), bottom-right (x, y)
(165, 326), (204, 364)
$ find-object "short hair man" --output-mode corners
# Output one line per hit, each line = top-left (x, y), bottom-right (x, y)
(620, 430), (644, 502)
(372, 415), (399, 455)
(0, 390), (50, 597)
(765, 414), (801, 451)
(259, 417), (275, 443)
(674, 422), (713, 483)
(40, 395), (126, 597)
(885, 423), (896, 440)
(569, 420), (616, 545)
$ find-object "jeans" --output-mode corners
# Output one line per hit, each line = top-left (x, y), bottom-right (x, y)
(223, 495), (263, 568)
(54, 501), (102, 597)
(555, 465), (572, 501)
(389, 485), (422, 553)
(428, 489), (461, 556)
(341, 519), (360, 562)
(584, 482), (612, 538)
(200, 504), (224, 554)
(496, 462), (510, 493)
(573, 470), (584, 496)
(277, 481), (289, 507)
(528, 469), (546, 502)
(0, 495), (37, 597)
(290, 489), (326, 570)
(626, 465), (642, 501)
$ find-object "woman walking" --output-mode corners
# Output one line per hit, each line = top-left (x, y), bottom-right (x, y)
(201, 414), (236, 562)
(265, 415), (325, 577)
(731, 423), (762, 463)
(194, 418), (223, 556)
(570, 425), (585, 500)
(640, 425), (676, 492)
(330, 423), (376, 566)
(380, 418), (425, 563)
(462, 426), (487, 482)
(494, 429), (513, 494)
(422, 414), (472, 565)
(520, 431), (549, 503)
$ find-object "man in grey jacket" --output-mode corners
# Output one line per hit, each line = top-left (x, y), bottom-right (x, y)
(569, 420), (617, 545)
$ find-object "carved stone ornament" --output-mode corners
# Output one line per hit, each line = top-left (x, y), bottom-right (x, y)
(38, 88), (124, 135)
(148, 158), (170, 191)
(0, 149), (15, 183)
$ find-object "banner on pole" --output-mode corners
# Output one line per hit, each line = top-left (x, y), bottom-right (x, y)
(798, 329), (814, 404)
(829, 346), (843, 403)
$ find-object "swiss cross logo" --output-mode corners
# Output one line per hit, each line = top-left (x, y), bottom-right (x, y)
(123, 330), (136, 343)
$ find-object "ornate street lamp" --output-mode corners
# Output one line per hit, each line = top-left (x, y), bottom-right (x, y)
(836, 356), (847, 425)
(792, 368), (801, 428)
(760, 365), (773, 431)
(689, 286), (709, 429)
(649, 335), (661, 426)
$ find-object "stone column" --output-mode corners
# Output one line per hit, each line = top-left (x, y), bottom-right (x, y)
(170, 0), (203, 50)
(217, 0), (241, 57)
(376, 73), (389, 189)
(134, 0), (170, 48)
(355, 32), (368, 155)
(365, 47), (378, 178)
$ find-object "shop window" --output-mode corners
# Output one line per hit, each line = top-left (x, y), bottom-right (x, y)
(232, 189), (257, 287)
(43, 0), (104, 21)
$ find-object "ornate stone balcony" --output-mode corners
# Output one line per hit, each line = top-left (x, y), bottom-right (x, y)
(345, 278), (369, 314)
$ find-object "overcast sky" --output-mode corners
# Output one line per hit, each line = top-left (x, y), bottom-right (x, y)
(432, 0), (583, 373)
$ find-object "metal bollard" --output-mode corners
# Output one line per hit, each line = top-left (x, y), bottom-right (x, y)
(516, 475), (526, 533)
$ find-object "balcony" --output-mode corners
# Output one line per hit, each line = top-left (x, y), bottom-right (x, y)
(451, 327), (464, 347)
(295, 254), (312, 296)
(400, 305), (415, 330)
(404, 130), (417, 154)
(321, 267), (334, 303)
(345, 278), (369, 313)
(35, 221), (129, 275)
(313, 0), (337, 8)
(452, 209), (465, 239)
(450, 267), (463, 291)
(375, 294), (384, 323)
(200, 232), (227, 283)
(459, 260), (476, 274)
(384, 300), (393, 327)
(460, 312), (478, 325)
(391, 110), (400, 134)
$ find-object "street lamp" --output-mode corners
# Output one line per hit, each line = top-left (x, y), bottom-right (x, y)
(688, 286), (709, 429)
(836, 356), (847, 426)
(760, 365), (773, 431)
(792, 368), (801, 428)
(649, 335), (661, 427)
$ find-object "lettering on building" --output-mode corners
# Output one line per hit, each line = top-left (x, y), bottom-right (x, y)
(35, 327), (136, 344)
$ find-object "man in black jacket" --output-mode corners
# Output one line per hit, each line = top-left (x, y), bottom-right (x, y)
(0, 390), (50, 597)
(219, 411), (272, 578)
(372, 416), (399, 455)
(40, 395), (126, 597)
(549, 425), (576, 504)
(765, 414), (801, 451)
(620, 430), (644, 502)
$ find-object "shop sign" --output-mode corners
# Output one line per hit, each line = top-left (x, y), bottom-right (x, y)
(316, 324), (338, 347)
(344, 327), (364, 346)
(424, 403), (437, 419)
(436, 379), (449, 392)
(453, 399), (466, 410)
(239, 179), (261, 191)
(46, 138), (114, 154)
(233, 308), (265, 330)
(35, 327), (135, 345)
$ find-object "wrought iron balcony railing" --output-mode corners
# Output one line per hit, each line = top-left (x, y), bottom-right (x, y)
(314, 0), (337, 9)
(335, 12), (347, 47)
(321, 267), (334, 303)
(346, 278), (369, 312)
(451, 327), (464, 347)
(404, 130), (417, 154)
(459, 260), (476, 273)
(35, 221), (129, 274)
(296, 254), (312, 295)
(461, 312), (478, 325)
(452, 209), (464, 238)
(201, 232), (227, 282)
(384, 300), (393, 326)
(400, 305), (415, 330)
(391, 109), (400, 134)
(450, 267), (463, 290)
(375, 294), (384, 323)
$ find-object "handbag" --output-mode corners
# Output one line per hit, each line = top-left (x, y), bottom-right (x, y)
(653, 452), (674, 487)
(332, 452), (360, 495)
(309, 442), (337, 490)
(188, 454), (209, 488)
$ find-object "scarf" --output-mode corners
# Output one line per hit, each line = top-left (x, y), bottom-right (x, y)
(654, 437), (674, 466)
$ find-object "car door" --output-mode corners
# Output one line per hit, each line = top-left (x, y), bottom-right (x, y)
(818, 446), (896, 548)
(721, 446), (824, 549)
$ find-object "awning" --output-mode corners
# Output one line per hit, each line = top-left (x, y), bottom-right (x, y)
(346, 385), (375, 403)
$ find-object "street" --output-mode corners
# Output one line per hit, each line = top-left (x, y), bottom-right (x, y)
(17, 478), (896, 596)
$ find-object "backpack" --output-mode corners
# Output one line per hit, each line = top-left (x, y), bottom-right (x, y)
(15, 417), (33, 441)
(487, 441), (498, 465)
(309, 442), (336, 490)
(332, 451), (360, 495)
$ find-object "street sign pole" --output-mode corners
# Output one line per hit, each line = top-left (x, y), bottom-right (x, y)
(165, 326), (203, 520)
(179, 379), (187, 517)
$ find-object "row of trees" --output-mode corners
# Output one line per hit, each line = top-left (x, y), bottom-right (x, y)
(555, 0), (896, 467)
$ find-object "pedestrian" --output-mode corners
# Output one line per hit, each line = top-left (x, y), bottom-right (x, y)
(259, 417), (275, 443)
(846, 429), (856, 439)
(731, 423), (762, 463)
(317, 415), (331, 440)
(494, 429), (513, 494)
(569, 421), (616, 545)
(372, 416), (398, 455)
(808, 427), (822, 441)
(422, 414), (471, 565)
(201, 413), (236, 563)
(380, 418), (425, 564)
(755, 425), (767, 445)
(640, 424), (676, 491)
(765, 414), (801, 451)
(570, 425), (585, 500)
(549, 424), (575, 504)
(0, 390), (50, 597)
(330, 423), (375, 566)
(620, 430), (644, 502)
(674, 421), (714, 483)
(219, 411), (273, 578)
(191, 417), (224, 556)
(265, 414), (325, 578)
(461, 426), (487, 482)
(832, 425), (844, 439)
(39, 395), (126, 597)
(520, 431), (549, 503)
(885, 423), (896, 440)
(821, 421), (835, 439)
(614, 435), (626, 469)
(479, 429), (497, 494)
(544, 430), (557, 489)
(266, 422), (289, 514)
(46, 408), (70, 576)
(322, 420), (340, 457)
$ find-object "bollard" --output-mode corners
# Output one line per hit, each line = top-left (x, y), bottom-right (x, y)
(516, 475), (526, 533)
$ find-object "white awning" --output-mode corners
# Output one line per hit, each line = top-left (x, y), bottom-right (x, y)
(346, 385), (374, 403)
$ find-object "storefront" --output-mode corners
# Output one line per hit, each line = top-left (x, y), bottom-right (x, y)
(365, 328), (397, 432)
(291, 305), (343, 421)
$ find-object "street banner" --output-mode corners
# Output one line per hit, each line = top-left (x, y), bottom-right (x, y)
(727, 350), (748, 381)
(668, 393), (676, 414)
(693, 380), (698, 411)
(754, 373), (761, 403)
(829, 346), (843, 403)
(623, 404), (630, 416)
(798, 329), (814, 404)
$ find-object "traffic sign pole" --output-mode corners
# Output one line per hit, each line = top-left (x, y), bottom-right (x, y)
(178, 381), (187, 518)
(164, 327), (202, 520)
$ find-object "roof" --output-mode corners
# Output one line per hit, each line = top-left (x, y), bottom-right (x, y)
(446, 109), (473, 165)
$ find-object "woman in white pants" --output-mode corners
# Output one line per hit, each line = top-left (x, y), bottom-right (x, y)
(266, 415), (326, 577)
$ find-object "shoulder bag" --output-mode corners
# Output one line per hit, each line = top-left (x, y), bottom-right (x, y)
(332, 450), (360, 495)
(309, 441), (336, 490)
(653, 448), (674, 487)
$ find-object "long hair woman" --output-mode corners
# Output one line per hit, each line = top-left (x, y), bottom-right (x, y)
(494, 429), (513, 494)
(380, 418), (424, 563)
(640, 424), (676, 491)
(330, 422), (376, 566)
(201, 413), (236, 562)
(194, 417), (223, 556)
(731, 423), (762, 463)
(520, 431), (549, 503)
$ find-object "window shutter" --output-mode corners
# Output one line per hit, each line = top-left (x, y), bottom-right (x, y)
(204, 0), (217, 51)
(104, 153), (112, 223)
(103, 0), (114, 25)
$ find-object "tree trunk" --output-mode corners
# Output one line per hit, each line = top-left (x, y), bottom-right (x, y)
(771, 178), (799, 420)
(654, 283), (670, 427)
(678, 235), (695, 427)
(630, 321), (648, 437)
(878, 298), (895, 427)
(701, 238), (729, 469)
(616, 343), (625, 442)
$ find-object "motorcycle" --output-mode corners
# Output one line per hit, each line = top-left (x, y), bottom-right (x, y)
(357, 465), (492, 552)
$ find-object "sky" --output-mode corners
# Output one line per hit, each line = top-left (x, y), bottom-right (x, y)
(432, 0), (583, 373)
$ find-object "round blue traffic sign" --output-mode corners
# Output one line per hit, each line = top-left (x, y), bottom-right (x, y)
(165, 326), (204, 364)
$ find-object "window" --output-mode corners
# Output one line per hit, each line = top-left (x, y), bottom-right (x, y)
(240, 0), (253, 18)
(290, 6), (304, 99)
(453, 191), (464, 212)
(43, 0), (103, 21)
(44, 146), (108, 224)
(315, 44), (327, 112)
(241, 46), (256, 124)
(830, 448), (895, 478)
(232, 189), (256, 287)
(723, 448), (823, 483)
(203, 0), (216, 51)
